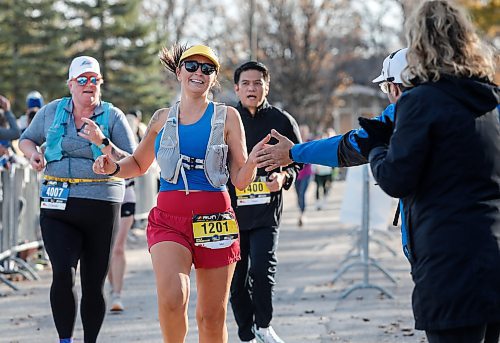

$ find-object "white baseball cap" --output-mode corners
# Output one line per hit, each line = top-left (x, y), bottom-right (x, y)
(67, 56), (101, 81)
(372, 48), (408, 84)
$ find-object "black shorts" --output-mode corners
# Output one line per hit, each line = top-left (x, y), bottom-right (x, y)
(121, 202), (136, 217)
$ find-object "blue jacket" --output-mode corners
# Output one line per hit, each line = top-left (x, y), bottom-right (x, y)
(291, 104), (394, 167)
(288, 104), (414, 257)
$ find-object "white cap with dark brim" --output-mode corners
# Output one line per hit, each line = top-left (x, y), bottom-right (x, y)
(372, 48), (408, 84)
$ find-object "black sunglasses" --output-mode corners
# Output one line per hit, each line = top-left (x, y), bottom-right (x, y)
(181, 60), (217, 75)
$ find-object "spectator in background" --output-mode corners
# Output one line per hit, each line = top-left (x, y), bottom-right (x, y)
(0, 94), (21, 142)
(18, 91), (45, 131)
(312, 164), (333, 211)
(26, 90), (44, 110)
(126, 109), (147, 142)
(0, 95), (21, 169)
(108, 174), (136, 313)
(312, 130), (336, 210)
(107, 109), (144, 312)
(294, 124), (312, 227)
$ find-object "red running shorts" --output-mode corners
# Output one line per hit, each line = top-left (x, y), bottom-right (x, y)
(147, 190), (241, 269)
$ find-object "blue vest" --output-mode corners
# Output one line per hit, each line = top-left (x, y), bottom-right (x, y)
(45, 97), (111, 162)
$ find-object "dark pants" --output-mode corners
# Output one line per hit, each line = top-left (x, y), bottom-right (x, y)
(41, 198), (120, 343)
(230, 226), (279, 341)
(295, 176), (311, 213)
(314, 174), (332, 200)
(426, 322), (500, 343)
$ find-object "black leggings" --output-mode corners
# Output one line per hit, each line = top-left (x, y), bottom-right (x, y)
(314, 174), (332, 200)
(41, 198), (120, 343)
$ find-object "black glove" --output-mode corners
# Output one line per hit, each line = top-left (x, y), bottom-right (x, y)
(354, 117), (394, 158)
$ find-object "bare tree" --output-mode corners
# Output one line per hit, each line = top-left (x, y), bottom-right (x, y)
(357, 0), (405, 54)
(138, 0), (411, 128)
(234, 0), (366, 128)
(393, 0), (427, 25)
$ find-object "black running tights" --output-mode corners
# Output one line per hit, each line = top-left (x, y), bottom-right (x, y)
(40, 198), (120, 343)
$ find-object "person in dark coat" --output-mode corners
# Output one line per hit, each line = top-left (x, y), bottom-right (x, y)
(356, 1), (500, 342)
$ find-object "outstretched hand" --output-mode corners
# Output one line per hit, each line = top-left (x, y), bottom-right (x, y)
(354, 117), (394, 158)
(92, 154), (117, 175)
(248, 133), (271, 164)
(255, 129), (294, 171)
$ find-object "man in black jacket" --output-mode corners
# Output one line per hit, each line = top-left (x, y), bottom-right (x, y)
(229, 61), (302, 343)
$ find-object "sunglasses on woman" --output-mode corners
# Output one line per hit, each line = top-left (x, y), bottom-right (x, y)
(181, 60), (217, 75)
(74, 76), (101, 86)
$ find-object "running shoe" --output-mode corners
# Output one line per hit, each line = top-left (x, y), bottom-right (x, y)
(253, 325), (285, 343)
(110, 293), (124, 312)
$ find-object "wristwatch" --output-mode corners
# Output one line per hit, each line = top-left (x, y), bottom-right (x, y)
(98, 137), (110, 150)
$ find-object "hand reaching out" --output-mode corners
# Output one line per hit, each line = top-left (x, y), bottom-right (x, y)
(255, 129), (294, 171)
(247, 133), (271, 165)
(93, 155), (118, 175)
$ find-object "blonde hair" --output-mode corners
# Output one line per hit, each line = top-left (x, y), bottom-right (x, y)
(158, 43), (188, 74)
(403, 0), (496, 86)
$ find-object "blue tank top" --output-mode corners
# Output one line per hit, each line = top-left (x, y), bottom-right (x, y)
(155, 102), (226, 192)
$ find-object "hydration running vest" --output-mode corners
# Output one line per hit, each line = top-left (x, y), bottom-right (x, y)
(156, 101), (229, 193)
(45, 97), (111, 162)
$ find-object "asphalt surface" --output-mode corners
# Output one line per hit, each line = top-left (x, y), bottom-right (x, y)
(0, 180), (427, 342)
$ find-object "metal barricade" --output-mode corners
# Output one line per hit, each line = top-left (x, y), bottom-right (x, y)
(0, 164), (159, 291)
(0, 165), (43, 291)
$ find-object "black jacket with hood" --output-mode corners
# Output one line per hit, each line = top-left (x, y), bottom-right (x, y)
(369, 75), (500, 331)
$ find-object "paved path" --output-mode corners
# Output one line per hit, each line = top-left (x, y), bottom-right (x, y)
(0, 181), (427, 342)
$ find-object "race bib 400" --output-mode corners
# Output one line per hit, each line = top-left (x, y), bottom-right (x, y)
(235, 176), (271, 206)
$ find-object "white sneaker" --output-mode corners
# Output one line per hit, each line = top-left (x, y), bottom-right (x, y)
(253, 325), (285, 343)
(110, 293), (124, 312)
(241, 340), (257, 343)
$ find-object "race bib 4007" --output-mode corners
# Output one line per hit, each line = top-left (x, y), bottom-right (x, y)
(41, 181), (69, 210)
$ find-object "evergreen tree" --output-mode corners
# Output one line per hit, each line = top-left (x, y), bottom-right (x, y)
(63, 0), (170, 118)
(0, 0), (68, 114)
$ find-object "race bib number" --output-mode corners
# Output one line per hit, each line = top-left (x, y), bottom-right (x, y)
(41, 181), (69, 210)
(235, 176), (271, 206)
(192, 211), (238, 249)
